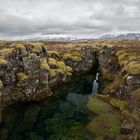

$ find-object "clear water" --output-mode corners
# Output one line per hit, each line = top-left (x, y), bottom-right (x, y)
(0, 73), (98, 140)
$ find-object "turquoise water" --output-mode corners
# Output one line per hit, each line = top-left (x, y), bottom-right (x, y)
(0, 73), (97, 140)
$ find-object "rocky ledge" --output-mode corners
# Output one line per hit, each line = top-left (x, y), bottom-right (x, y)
(0, 42), (97, 107)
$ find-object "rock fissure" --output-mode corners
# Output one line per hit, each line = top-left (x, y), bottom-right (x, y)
(0, 42), (140, 139)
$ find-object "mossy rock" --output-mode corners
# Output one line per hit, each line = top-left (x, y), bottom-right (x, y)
(62, 52), (83, 62)
(40, 58), (50, 71)
(123, 63), (140, 75)
(66, 66), (73, 76)
(87, 96), (112, 115)
(0, 58), (8, 65)
(87, 113), (121, 138)
(0, 48), (14, 58)
(32, 45), (42, 53)
(109, 98), (128, 111)
(48, 51), (60, 58)
(0, 79), (3, 89)
(49, 69), (58, 78)
(48, 58), (72, 78)
(15, 44), (28, 56)
(131, 88), (140, 101)
(48, 58), (58, 67)
(17, 72), (28, 81)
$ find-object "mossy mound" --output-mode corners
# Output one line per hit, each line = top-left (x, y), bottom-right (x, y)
(87, 95), (121, 139)
(0, 48), (14, 58)
(40, 58), (50, 71)
(14, 44), (28, 56)
(87, 96), (112, 115)
(116, 49), (140, 75)
(62, 50), (83, 62)
(17, 72), (28, 81)
(109, 98), (128, 111)
(0, 58), (7, 65)
(48, 57), (73, 78)
(131, 88), (140, 101)
(123, 63), (140, 75)
(87, 113), (121, 138)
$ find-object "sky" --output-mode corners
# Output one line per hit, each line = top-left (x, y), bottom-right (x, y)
(0, 0), (140, 39)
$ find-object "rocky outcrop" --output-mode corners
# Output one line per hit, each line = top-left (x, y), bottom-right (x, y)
(0, 42), (96, 107)
(98, 45), (140, 139)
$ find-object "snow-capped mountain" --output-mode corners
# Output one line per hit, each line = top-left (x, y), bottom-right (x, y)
(22, 35), (79, 42)
(98, 33), (140, 40)
(17, 33), (140, 42)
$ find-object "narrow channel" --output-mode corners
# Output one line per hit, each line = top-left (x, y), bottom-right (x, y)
(0, 72), (99, 140)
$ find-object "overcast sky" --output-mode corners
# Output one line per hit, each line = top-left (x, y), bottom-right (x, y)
(0, 0), (140, 39)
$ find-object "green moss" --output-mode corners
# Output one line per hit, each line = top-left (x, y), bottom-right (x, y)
(50, 69), (58, 78)
(32, 45), (42, 53)
(0, 48), (14, 58)
(48, 58), (58, 67)
(116, 50), (140, 66)
(87, 96), (112, 115)
(87, 113), (121, 138)
(48, 58), (72, 78)
(66, 66), (73, 76)
(62, 52), (83, 62)
(116, 50), (126, 56)
(110, 98), (128, 111)
(0, 79), (3, 89)
(40, 58), (50, 71)
(15, 44), (28, 56)
(17, 72), (28, 81)
(48, 51), (59, 57)
(0, 58), (8, 65)
(123, 63), (140, 74)
(131, 88), (140, 101)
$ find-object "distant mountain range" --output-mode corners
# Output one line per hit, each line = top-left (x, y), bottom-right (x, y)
(98, 33), (140, 40)
(22, 33), (140, 42)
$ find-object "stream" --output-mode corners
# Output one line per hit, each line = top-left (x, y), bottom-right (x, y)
(0, 73), (99, 140)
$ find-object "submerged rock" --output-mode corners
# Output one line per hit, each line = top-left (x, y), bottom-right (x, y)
(87, 96), (121, 139)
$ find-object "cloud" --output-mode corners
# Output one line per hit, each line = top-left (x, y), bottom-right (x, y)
(0, 0), (140, 39)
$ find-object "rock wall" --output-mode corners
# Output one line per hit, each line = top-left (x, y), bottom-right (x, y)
(0, 42), (96, 107)
(98, 45), (140, 139)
